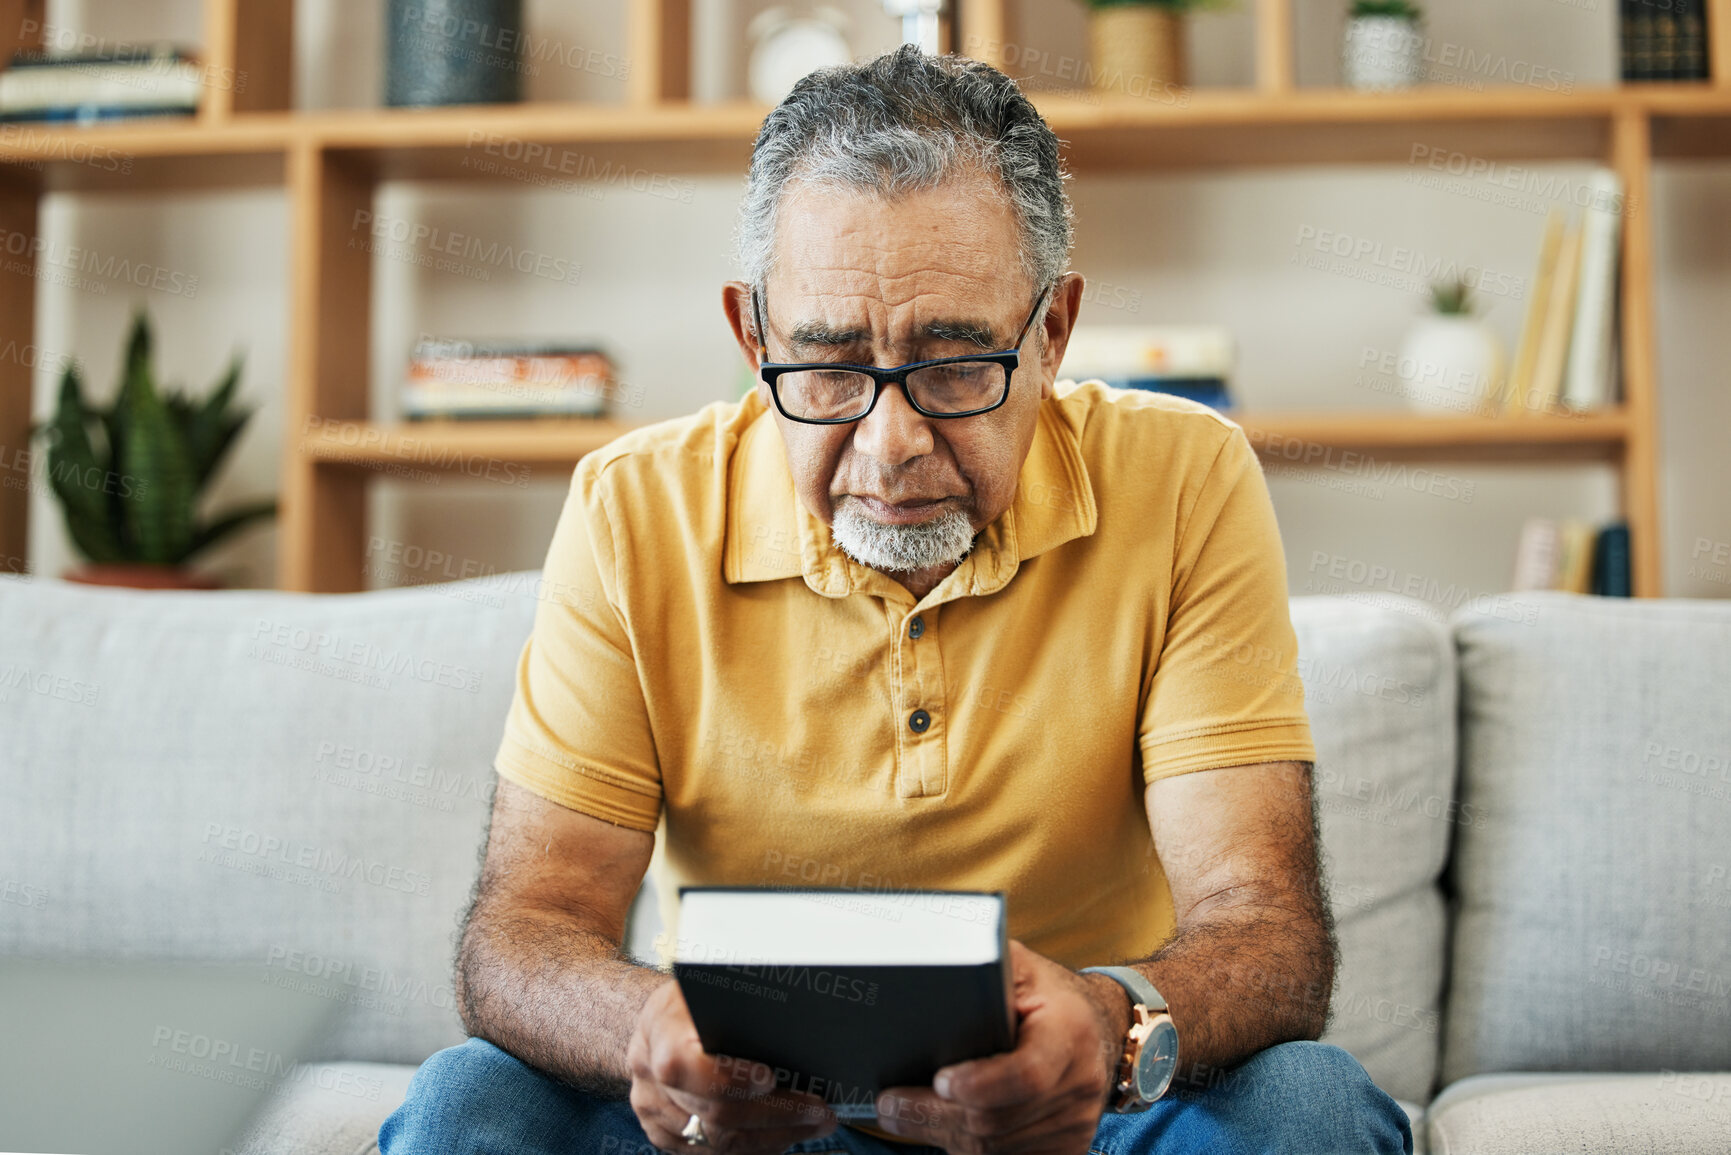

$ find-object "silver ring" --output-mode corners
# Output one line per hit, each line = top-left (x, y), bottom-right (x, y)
(681, 1112), (709, 1147)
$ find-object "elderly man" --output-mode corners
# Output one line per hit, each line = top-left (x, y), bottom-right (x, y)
(381, 46), (1411, 1155)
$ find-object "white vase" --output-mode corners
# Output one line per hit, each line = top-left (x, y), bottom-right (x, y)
(1396, 316), (1505, 415)
(1343, 15), (1423, 91)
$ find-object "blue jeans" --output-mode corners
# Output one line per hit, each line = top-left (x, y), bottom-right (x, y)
(379, 1037), (1412, 1154)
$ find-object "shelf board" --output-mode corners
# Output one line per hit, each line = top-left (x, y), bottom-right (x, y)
(1238, 409), (1629, 463)
(301, 418), (641, 475)
(299, 410), (1626, 480)
(5, 87), (1731, 190)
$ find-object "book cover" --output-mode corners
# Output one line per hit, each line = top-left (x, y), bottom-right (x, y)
(673, 887), (1014, 1121)
(1555, 520), (1597, 594)
(1562, 170), (1624, 411)
(1505, 208), (1567, 415)
(0, 49), (204, 115)
(1591, 522), (1633, 597)
(1525, 219), (1583, 414)
(1512, 517), (1561, 592)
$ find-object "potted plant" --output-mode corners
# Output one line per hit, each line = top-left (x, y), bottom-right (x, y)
(1075, 0), (1231, 95)
(1343, 0), (1424, 90)
(34, 312), (275, 589)
(1396, 279), (1505, 415)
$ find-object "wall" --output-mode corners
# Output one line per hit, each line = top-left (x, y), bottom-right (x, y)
(22, 0), (1731, 603)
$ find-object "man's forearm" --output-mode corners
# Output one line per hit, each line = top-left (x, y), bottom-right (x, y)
(1084, 901), (1335, 1085)
(455, 901), (670, 1097)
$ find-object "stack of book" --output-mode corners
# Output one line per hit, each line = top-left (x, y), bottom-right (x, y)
(1501, 170), (1624, 416)
(0, 46), (203, 123)
(1059, 325), (1235, 411)
(401, 341), (616, 420)
(1620, 0), (1711, 81)
(1512, 518), (1632, 597)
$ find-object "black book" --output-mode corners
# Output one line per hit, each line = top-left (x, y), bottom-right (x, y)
(673, 887), (1014, 1121)
(1591, 522), (1633, 597)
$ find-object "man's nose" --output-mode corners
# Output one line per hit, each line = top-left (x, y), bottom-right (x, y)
(851, 382), (935, 468)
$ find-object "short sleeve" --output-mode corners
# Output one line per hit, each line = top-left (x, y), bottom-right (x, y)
(1139, 426), (1315, 783)
(492, 463), (663, 830)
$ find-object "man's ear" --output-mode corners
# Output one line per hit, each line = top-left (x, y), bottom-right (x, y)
(722, 280), (762, 372)
(1037, 272), (1086, 400)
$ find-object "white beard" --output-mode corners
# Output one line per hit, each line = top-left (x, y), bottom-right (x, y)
(830, 498), (977, 574)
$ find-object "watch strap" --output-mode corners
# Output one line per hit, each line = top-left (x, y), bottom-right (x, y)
(1080, 965), (1168, 1013)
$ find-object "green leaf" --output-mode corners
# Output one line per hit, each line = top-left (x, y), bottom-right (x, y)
(39, 366), (125, 563)
(185, 355), (248, 487)
(117, 363), (199, 564)
(185, 498), (277, 562)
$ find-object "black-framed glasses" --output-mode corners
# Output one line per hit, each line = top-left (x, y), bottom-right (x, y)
(752, 286), (1050, 425)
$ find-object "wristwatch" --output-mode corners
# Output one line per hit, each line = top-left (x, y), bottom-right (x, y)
(1080, 965), (1180, 1112)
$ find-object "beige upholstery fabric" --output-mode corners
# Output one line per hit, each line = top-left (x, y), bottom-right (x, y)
(1427, 1072), (1731, 1155)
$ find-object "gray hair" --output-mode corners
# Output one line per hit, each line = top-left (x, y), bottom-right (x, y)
(737, 45), (1073, 301)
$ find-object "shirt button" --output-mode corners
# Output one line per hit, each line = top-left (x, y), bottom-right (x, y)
(909, 616), (925, 640)
(908, 709), (931, 734)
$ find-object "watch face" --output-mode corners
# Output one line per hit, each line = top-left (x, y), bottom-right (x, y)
(1133, 1017), (1180, 1102)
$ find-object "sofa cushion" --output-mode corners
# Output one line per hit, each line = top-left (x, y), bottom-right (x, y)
(0, 573), (538, 1064)
(1426, 1072), (1731, 1155)
(1442, 594), (1731, 1084)
(1290, 597), (1457, 1105)
(232, 1061), (416, 1155)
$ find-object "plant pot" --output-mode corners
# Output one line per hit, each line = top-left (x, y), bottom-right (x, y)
(1090, 6), (1187, 95)
(1396, 316), (1505, 415)
(1342, 15), (1423, 91)
(62, 563), (223, 590)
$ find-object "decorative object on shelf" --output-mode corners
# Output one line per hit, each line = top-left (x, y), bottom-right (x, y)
(0, 44), (202, 123)
(748, 6), (852, 107)
(1620, 0), (1710, 81)
(1075, 0), (1228, 95)
(386, 0), (524, 107)
(402, 340), (616, 420)
(1342, 0), (1424, 91)
(1396, 279), (1505, 415)
(34, 313), (275, 590)
(1061, 324), (1235, 410)
(882, 0), (946, 53)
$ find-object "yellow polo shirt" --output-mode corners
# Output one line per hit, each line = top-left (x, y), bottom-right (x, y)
(494, 381), (1313, 971)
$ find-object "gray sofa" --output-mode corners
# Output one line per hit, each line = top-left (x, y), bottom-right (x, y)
(2, 573), (1728, 1154)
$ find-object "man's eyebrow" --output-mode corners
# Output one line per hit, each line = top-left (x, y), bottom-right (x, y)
(784, 317), (1002, 353)
(920, 319), (999, 350)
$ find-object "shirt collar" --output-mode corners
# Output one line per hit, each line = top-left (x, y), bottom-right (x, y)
(723, 389), (1097, 600)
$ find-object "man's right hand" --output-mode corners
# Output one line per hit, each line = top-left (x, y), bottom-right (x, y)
(627, 979), (838, 1153)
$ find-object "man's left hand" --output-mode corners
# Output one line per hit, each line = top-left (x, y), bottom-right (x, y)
(873, 940), (1125, 1155)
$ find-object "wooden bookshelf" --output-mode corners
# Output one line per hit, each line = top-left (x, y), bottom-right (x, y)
(2, 0), (1725, 595)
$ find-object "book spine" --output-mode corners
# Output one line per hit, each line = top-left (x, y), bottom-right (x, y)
(1592, 523), (1633, 597)
(1562, 171), (1623, 411)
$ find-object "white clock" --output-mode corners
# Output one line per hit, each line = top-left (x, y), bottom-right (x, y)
(747, 6), (853, 106)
